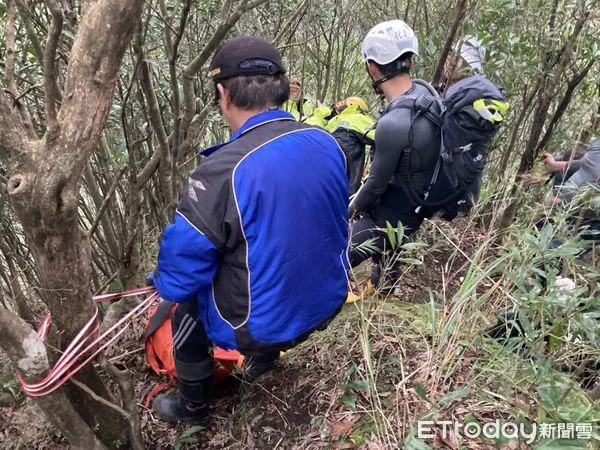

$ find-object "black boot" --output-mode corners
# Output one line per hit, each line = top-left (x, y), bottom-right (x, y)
(243, 351), (280, 382)
(152, 390), (210, 425)
(369, 263), (381, 287)
(152, 357), (212, 425)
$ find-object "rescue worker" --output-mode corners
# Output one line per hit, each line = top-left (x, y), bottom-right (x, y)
(306, 97), (376, 195)
(283, 77), (313, 121)
(149, 36), (349, 425)
(348, 20), (441, 291)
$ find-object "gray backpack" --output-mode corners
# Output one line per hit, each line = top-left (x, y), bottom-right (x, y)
(387, 76), (508, 220)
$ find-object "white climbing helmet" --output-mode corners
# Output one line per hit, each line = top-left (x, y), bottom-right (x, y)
(361, 20), (419, 65)
(458, 35), (486, 72)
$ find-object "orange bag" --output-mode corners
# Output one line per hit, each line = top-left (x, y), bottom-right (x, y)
(144, 302), (244, 383)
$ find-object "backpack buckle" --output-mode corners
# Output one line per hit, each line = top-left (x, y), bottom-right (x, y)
(414, 95), (434, 112)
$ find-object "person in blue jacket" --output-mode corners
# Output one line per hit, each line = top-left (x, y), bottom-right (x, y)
(148, 36), (349, 425)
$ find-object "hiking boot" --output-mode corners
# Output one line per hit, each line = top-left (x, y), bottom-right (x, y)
(152, 392), (210, 426)
(369, 263), (381, 287)
(370, 261), (401, 297)
(153, 356), (213, 424)
(485, 311), (524, 340)
(242, 351), (280, 382)
(370, 265), (392, 296)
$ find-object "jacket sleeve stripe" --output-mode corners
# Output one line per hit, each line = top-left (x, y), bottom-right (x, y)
(175, 209), (207, 237)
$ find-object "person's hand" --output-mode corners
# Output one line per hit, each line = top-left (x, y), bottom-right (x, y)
(146, 269), (156, 287)
(543, 153), (556, 168)
(551, 196), (561, 206)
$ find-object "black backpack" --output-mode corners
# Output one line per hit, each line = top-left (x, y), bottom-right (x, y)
(386, 76), (508, 220)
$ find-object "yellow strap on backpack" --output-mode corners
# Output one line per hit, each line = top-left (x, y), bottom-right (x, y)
(473, 98), (509, 123)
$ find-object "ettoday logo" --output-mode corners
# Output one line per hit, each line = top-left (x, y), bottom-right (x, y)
(417, 420), (593, 444)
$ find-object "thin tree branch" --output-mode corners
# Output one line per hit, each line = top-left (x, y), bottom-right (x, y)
(161, 0), (192, 207)
(173, 0), (192, 58)
(178, 101), (213, 157)
(5, 0), (18, 94)
(431, 0), (468, 87)
(70, 378), (131, 420)
(43, 0), (64, 131)
(4, 0), (37, 138)
(87, 165), (128, 238)
(136, 144), (162, 188)
(15, 0), (45, 63)
(15, 84), (44, 103)
(100, 358), (144, 450)
(274, 0), (311, 46)
(535, 57), (597, 154)
(220, 0), (233, 22)
(180, 0), (269, 134)
(83, 162), (122, 261)
(133, 31), (174, 207)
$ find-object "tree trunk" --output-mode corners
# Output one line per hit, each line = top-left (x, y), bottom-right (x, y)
(535, 59), (596, 155)
(0, 305), (108, 449)
(0, 0), (145, 446)
(430, 0), (468, 88)
(497, 4), (591, 229)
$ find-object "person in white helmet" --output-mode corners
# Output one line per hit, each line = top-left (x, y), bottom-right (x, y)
(348, 20), (441, 292)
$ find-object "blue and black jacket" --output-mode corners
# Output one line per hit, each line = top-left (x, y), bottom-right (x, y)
(153, 110), (350, 352)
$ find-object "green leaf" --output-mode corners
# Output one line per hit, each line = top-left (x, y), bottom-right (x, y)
(438, 388), (471, 406)
(403, 427), (433, 450)
(344, 363), (357, 378)
(310, 416), (324, 428)
(402, 242), (429, 250)
(174, 425), (206, 450)
(343, 380), (369, 391)
(400, 257), (423, 266)
(342, 395), (357, 410)
(534, 439), (586, 450)
(386, 222), (397, 249)
(414, 383), (431, 404)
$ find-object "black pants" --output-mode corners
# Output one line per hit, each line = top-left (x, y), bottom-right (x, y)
(172, 302), (279, 372)
(172, 302), (212, 364)
(349, 211), (422, 286)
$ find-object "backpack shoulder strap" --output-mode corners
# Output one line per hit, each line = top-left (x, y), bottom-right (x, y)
(384, 93), (443, 128)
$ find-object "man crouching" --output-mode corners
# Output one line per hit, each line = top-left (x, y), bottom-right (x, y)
(149, 36), (350, 425)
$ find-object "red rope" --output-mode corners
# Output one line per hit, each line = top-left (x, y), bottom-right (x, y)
(143, 380), (175, 408)
(18, 286), (159, 397)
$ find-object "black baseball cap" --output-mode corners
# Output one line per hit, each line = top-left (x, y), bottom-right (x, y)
(209, 36), (286, 82)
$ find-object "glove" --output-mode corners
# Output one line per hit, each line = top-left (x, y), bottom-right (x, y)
(146, 269), (157, 287)
(312, 105), (333, 118)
